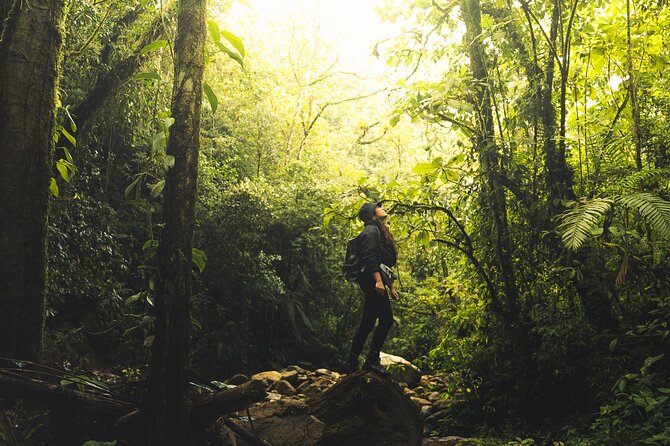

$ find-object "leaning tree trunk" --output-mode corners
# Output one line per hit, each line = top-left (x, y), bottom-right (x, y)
(0, 0), (67, 361)
(145, 0), (207, 444)
(461, 0), (519, 318)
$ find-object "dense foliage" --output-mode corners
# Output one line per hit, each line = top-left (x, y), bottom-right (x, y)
(2, 0), (669, 444)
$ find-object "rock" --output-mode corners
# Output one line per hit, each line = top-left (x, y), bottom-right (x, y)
(411, 397), (431, 406)
(274, 379), (296, 396)
(225, 374), (249, 385)
(380, 352), (422, 388)
(265, 391), (282, 402)
(422, 437), (476, 446)
(431, 399), (452, 412)
(280, 369), (299, 385)
(251, 371), (282, 387)
(234, 399), (325, 446)
(428, 391), (441, 401)
(314, 368), (341, 381)
(421, 405), (432, 417)
(296, 380), (312, 393)
(309, 371), (423, 446)
(283, 365), (309, 375)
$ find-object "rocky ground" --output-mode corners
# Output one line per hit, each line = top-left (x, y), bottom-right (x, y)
(214, 352), (477, 446)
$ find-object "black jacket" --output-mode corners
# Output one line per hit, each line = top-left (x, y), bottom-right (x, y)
(359, 222), (397, 275)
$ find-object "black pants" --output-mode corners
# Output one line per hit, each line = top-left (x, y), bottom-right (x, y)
(349, 273), (393, 357)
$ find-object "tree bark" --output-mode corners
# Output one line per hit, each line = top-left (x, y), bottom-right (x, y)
(462, 0), (519, 317)
(0, 0), (67, 361)
(146, 0), (207, 444)
(626, 0), (643, 171)
(543, 0), (576, 210)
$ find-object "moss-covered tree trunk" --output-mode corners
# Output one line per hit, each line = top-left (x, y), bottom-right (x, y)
(146, 0), (207, 444)
(462, 0), (518, 318)
(0, 0), (67, 361)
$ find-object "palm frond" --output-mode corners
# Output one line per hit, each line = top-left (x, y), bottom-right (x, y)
(616, 192), (670, 240)
(619, 168), (670, 191)
(557, 198), (614, 251)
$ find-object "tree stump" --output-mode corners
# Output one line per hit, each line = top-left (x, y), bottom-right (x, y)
(308, 371), (423, 446)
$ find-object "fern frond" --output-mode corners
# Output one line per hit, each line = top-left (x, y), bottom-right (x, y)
(617, 192), (670, 240)
(619, 168), (670, 191)
(557, 198), (614, 251)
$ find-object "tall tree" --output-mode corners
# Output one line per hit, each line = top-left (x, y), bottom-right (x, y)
(0, 0), (68, 361)
(461, 0), (519, 317)
(146, 0), (207, 443)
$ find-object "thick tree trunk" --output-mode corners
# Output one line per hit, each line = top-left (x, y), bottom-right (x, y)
(0, 0), (67, 361)
(462, 0), (519, 317)
(146, 0), (207, 444)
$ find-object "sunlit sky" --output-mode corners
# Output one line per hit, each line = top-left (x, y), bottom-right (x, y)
(226, 0), (395, 75)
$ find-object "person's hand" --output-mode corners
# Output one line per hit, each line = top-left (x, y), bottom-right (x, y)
(390, 286), (399, 300)
(375, 280), (385, 294)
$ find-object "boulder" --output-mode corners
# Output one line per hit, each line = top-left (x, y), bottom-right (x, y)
(380, 352), (422, 388)
(273, 379), (296, 396)
(250, 371), (282, 388)
(233, 398), (325, 446)
(309, 371), (423, 446)
(280, 369), (300, 385)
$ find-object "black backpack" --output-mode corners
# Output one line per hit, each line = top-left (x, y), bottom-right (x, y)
(342, 234), (363, 281)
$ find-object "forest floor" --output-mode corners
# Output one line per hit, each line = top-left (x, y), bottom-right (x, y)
(220, 361), (531, 446)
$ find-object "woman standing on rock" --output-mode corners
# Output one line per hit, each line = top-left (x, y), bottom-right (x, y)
(341, 202), (399, 375)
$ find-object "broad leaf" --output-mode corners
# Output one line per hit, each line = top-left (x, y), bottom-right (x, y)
(216, 41), (244, 68)
(203, 82), (218, 113)
(134, 71), (162, 81)
(140, 39), (168, 54)
(557, 198), (614, 251)
(221, 30), (245, 57)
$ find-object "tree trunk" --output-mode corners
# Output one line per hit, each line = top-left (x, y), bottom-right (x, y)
(543, 0), (576, 210)
(0, 0), (67, 361)
(145, 0), (207, 444)
(626, 0), (643, 171)
(461, 0), (519, 317)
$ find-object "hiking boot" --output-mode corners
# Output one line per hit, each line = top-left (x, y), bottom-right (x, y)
(362, 351), (389, 377)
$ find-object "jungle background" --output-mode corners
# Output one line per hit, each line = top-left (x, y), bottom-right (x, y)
(1, 0), (669, 444)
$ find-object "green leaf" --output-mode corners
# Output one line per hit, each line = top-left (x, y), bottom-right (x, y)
(140, 39), (168, 54)
(124, 174), (144, 199)
(617, 193), (670, 240)
(164, 155), (175, 168)
(56, 159), (71, 182)
(215, 41), (244, 68)
(64, 107), (77, 132)
(49, 177), (59, 197)
(221, 30), (245, 57)
(192, 247), (208, 273)
(149, 180), (165, 198)
(556, 198), (614, 251)
(203, 82), (218, 113)
(208, 20), (221, 44)
(134, 71), (162, 81)
(413, 161), (440, 175)
(62, 147), (74, 164)
(143, 335), (154, 348)
(191, 315), (203, 330)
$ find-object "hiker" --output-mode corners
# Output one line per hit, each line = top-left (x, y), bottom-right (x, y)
(341, 201), (399, 375)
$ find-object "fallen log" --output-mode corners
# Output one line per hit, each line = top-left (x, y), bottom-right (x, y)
(190, 379), (266, 427)
(0, 371), (133, 415)
(0, 368), (267, 443)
